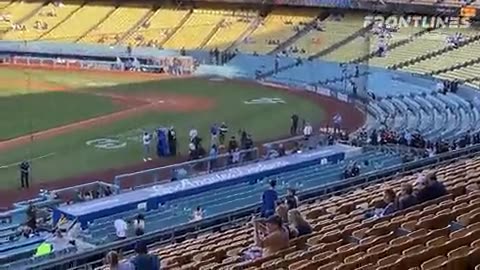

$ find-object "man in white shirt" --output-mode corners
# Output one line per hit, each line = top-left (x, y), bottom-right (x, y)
(189, 128), (198, 142)
(303, 122), (313, 139)
(142, 132), (152, 162)
(114, 219), (128, 240)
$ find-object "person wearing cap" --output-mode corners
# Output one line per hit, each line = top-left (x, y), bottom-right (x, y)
(252, 215), (289, 256)
(130, 241), (160, 270)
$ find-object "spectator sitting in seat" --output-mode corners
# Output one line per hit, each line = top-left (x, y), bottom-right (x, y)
(366, 188), (397, 219)
(252, 215), (289, 257)
(191, 206), (204, 221)
(131, 241), (160, 270)
(344, 161), (360, 179)
(105, 250), (134, 270)
(48, 229), (71, 251)
(261, 180), (278, 218)
(415, 172), (447, 203)
(285, 188), (299, 210)
(380, 188), (398, 217)
(276, 202), (297, 238)
(288, 209), (312, 237)
(398, 183), (418, 210)
(275, 202), (289, 224)
(18, 225), (35, 239)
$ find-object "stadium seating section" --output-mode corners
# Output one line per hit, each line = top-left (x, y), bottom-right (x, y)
(0, 1), (478, 77)
(2, 1), (480, 269)
(2, 2), (80, 40)
(289, 12), (366, 60)
(365, 92), (480, 140)
(40, 3), (115, 42)
(162, 9), (226, 50)
(203, 9), (255, 51)
(234, 8), (318, 54)
(0, 0), (44, 24)
(92, 156), (480, 270)
(368, 28), (476, 68)
(123, 7), (190, 48)
(78, 4), (150, 45)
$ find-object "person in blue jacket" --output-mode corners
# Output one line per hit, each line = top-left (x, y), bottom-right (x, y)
(261, 180), (278, 218)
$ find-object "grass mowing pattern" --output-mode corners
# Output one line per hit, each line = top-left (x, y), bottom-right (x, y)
(0, 75), (325, 189)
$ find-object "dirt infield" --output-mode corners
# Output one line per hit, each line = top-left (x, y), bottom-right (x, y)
(0, 79), (365, 209)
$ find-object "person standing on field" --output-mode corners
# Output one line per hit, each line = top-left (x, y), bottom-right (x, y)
(219, 122), (228, 147)
(290, 114), (299, 135)
(20, 160), (30, 189)
(142, 132), (152, 162)
(168, 127), (177, 156)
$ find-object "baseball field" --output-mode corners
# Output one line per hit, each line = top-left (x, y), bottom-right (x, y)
(0, 66), (364, 206)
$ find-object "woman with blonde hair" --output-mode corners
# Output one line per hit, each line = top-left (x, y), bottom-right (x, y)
(105, 250), (134, 270)
(288, 209), (312, 237)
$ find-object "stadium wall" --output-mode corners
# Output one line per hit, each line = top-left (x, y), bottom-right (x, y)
(53, 145), (356, 227)
(0, 41), (195, 74)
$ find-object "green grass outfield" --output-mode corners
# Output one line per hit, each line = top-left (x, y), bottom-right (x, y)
(0, 67), (325, 189)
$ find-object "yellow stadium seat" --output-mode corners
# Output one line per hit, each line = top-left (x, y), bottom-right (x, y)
(40, 2), (115, 42)
(3, 2), (81, 41)
(78, 4), (150, 45)
(163, 10), (224, 50)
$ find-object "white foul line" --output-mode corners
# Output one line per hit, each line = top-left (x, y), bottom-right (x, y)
(0, 152), (56, 169)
